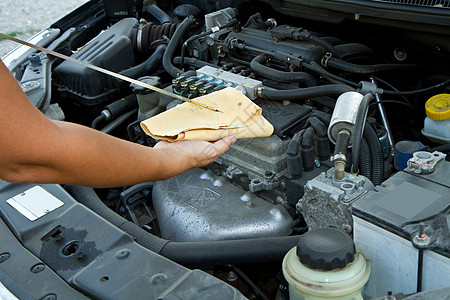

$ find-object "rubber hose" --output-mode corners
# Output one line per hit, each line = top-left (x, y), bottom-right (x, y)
(301, 148), (314, 172)
(364, 123), (384, 185)
(231, 265), (270, 300)
(134, 22), (177, 57)
(145, 4), (172, 24)
(100, 109), (137, 134)
(359, 137), (372, 179)
(64, 185), (169, 252)
(310, 96), (336, 108)
(317, 136), (330, 161)
(430, 144), (450, 153)
(162, 15), (195, 78)
(351, 93), (373, 173)
(119, 44), (166, 79)
(180, 30), (212, 70)
(179, 19), (238, 70)
(292, 30), (339, 58)
(105, 95), (138, 119)
(66, 185), (300, 267)
(334, 43), (374, 61)
(302, 127), (314, 148)
(250, 54), (317, 86)
(301, 127), (315, 172)
(309, 117), (330, 161)
(310, 111), (331, 125)
(142, 23), (178, 45)
(258, 84), (354, 101)
(141, 22), (178, 57)
(160, 235), (299, 267)
(308, 116), (327, 137)
(303, 61), (360, 88)
(326, 57), (417, 75)
(287, 130), (305, 179)
(173, 57), (217, 69)
(333, 130), (350, 156)
(307, 34), (340, 58)
(91, 114), (106, 129)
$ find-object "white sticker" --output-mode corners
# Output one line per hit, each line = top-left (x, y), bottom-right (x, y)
(0, 280), (18, 300)
(6, 186), (64, 221)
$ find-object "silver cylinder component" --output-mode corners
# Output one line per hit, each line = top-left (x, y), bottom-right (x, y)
(328, 92), (364, 145)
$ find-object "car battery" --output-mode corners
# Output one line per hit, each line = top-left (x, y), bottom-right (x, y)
(352, 153), (449, 298)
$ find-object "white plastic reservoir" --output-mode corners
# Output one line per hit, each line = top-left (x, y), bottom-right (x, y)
(282, 228), (371, 300)
(422, 94), (450, 144)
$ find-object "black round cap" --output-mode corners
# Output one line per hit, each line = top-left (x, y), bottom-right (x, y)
(296, 228), (355, 270)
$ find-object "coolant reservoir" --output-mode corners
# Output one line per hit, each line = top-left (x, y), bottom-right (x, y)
(422, 94), (450, 144)
(283, 228), (370, 300)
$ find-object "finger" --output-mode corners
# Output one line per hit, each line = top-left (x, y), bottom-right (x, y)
(212, 136), (236, 154)
(154, 140), (170, 148)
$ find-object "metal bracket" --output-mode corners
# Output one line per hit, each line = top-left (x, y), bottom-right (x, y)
(119, 183), (155, 227)
(407, 151), (446, 174)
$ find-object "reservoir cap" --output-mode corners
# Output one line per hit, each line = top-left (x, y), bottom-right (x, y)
(425, 94), (450, 121)
(296, 228), (355, 270)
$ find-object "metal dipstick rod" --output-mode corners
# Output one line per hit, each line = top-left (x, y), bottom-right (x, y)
(0, 33), (222, 113)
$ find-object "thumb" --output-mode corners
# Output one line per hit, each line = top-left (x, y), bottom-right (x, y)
(213, 136), (236, 153)
(154, 140), (170, 148)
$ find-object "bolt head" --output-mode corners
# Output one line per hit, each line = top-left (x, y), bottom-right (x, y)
(227, 271), (238, 282)
(413, 234), (431, 246)
(31, 263), (45, 274)
(41, 294), (57, 300)
(116, 249), (130, 260)
(0, 253), (10, 263)
(342, 224), (352, 234)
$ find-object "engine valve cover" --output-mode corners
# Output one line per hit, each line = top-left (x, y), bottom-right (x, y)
(152, 168), (293, 242)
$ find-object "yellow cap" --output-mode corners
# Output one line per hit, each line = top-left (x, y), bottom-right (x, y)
(425, 94), (450, 121)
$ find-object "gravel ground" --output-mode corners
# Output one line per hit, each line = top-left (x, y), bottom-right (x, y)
(0, 0), (89, 58)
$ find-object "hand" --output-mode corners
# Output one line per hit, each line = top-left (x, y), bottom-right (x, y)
(154, 136), (236, 169)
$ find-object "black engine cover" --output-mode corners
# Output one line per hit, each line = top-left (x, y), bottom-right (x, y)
(227, 27), (327, 63)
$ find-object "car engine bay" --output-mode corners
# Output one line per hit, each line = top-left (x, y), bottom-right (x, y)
(1, 0), (449, 299)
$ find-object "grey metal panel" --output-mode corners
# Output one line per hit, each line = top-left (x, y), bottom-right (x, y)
(354, 216), (419, 298)
(422, 250), (450, 291)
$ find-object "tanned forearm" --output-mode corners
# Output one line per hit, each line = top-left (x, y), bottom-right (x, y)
(0, 60), (234, 187)
(5, 121), (187, 187)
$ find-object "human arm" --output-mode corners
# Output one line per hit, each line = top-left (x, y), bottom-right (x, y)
(0, 60), (235, 187)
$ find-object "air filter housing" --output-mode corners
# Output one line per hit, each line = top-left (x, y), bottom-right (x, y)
(53, 18), (138, 106)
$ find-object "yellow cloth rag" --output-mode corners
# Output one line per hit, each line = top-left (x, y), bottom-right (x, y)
(140, 87), (274, 142)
